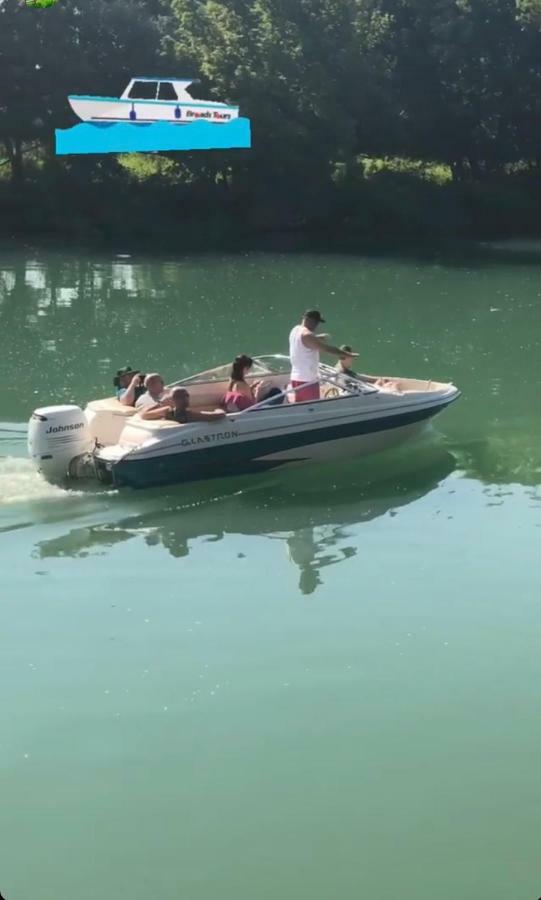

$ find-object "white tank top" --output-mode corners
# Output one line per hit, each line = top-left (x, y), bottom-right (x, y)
(289, 325), (319, 382)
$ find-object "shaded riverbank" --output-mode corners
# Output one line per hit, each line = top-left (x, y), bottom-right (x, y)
(3, 164), (541, 251)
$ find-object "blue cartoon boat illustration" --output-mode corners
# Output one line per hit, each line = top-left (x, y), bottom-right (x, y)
(55, 76), (251, 156)
(68, 76), (240, 125)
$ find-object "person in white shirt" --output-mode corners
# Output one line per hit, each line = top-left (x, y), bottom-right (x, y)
(135, 373), (167, 409)
(289, 310), (358, 402)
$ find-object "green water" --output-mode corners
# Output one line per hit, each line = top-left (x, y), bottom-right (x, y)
(1, 245), (540, 900)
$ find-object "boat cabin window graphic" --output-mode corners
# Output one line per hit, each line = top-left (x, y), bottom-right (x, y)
(123, 79), (195, 103)
(127, 80), (180, 102)
(128, 81), (160, 100)
(158, 83), (178, 101)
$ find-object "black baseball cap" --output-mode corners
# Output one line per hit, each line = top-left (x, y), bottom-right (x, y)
(339, 345), (353, 354)
(116, 365), (137, 377)
(304, 309), (325, 323)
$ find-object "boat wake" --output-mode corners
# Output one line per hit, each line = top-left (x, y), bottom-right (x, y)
(0, 455), (73, 506)
(0, 421), (95, 509)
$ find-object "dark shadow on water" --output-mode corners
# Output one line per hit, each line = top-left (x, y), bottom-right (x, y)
(5, 234), (541, 271)
(34, 446), (457, 595)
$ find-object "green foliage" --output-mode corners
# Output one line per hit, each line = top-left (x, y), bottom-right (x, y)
(361, 158), (452, 185)
(2, 0), (541, 239)
(26, 0), (59, 8)
(117, 154), (179, 181)
(0, 0), (167, 180)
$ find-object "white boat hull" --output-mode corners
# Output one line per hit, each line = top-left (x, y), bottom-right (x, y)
(95, 392), (458, 489)
(259, 419), (427, 465)
(68, 97), (239, 124)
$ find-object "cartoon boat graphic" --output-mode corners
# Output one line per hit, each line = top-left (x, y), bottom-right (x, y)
(68, 76), (240, 125)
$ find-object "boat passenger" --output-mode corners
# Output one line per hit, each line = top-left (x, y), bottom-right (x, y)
(223, 355), (259, 412)
(140, 387), (226, 423)
(334, 346), (379, 384)
(289, 310), (358, 402)
(135, 373), (167, 409)
(223, 355), (283, 412)
(333, 350), (398, 392)
(334, 346), (360, 380)
(114, 366), (147, 406)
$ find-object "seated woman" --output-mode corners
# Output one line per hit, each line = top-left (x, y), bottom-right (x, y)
(223, 355), (260, 412)
(223, 355), (283, 412)
(140, 387), (226, 424)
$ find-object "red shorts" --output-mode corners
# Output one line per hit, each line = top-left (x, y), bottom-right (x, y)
(290, 380), (320, 402)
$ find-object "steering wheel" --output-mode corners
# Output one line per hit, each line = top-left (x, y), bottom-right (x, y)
(325, 386), (341, 399)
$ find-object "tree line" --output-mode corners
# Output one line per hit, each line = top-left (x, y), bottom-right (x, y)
(2, 0), (541, 240)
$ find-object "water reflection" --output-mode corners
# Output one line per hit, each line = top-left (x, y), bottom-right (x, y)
(452, 432), (541, 487)
(35, 449), (456, 594)
(286, 528), (357, 595)
(0, 250), (291, 418)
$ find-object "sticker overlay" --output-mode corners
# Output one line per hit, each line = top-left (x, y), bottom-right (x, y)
(55, 76), (251, 155)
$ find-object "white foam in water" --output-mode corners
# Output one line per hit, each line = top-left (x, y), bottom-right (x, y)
(0, 421), (84, 507)
(0, 456), (74, 506)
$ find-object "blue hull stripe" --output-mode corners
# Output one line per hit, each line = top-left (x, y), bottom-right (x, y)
(69, 95), (238, 111)
(110, 401), (450, 489)
(91, 117), (188, 124)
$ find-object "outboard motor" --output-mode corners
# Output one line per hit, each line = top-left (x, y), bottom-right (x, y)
(28, 405), (93, 484)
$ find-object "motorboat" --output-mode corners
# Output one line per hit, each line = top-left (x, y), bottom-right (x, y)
(27, 355), (460, 490)
(68, 77), (240, 125)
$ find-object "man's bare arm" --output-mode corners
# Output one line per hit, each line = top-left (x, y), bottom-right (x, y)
(119, 374), (141, 406)
(302, 332), (358, 357)
(140, 404), (170, 420)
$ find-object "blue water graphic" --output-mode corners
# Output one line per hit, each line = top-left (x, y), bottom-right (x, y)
(55, 118), (251, 155)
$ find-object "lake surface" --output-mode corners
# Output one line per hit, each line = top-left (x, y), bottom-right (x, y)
(1, 245), (540, 900)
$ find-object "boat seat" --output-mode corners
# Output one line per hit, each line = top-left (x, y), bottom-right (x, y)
(86, 397), (137, 416)
(131, 415), (183, 429)
(85, 396), (138, 445)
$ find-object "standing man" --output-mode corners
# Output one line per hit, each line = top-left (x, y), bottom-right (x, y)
(289, 310), (358, 402)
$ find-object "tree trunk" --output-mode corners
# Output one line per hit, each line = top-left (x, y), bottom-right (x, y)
(468, 157), (483, 181)
(450, 159), (467, 182)
(5, 137), (25, 185)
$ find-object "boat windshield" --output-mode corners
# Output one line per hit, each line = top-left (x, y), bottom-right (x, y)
(251, 355), (291, 375)
(169, 355), (290, 387)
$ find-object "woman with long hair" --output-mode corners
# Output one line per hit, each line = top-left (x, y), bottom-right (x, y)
(223, 355), (260, 412)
